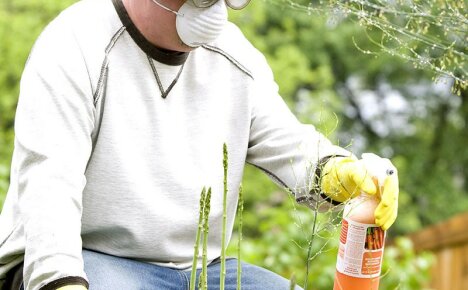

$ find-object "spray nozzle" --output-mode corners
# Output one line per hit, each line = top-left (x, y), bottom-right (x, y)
(360, 153), (397, 190)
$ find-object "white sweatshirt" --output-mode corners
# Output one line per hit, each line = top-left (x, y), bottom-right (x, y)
(0, 0), (349, 289)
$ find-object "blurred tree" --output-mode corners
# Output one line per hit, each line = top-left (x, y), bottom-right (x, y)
(228, 0), (465, 288)
(230, 0), (468, 236)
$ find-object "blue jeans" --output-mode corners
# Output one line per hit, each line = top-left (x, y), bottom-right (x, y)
(82, 249), (302, 290)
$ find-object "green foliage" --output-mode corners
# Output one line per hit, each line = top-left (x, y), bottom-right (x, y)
(267, 0), (467, 89)
(381, 237), (435, 290)
(229, 0), (468, 236)
(190, 187), (207, 290)
(221, 144), (229, 290)
(200, 187), (212, 290)
(236, 184), (244, 290)
(0, 163), (8, 208)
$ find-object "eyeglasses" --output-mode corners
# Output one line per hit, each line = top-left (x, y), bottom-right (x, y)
(192, 0), (252, 10)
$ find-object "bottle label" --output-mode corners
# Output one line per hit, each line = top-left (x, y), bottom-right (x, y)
(336, 218), (385, 278)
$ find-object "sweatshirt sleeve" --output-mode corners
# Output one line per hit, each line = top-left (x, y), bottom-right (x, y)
(14, 19), (94, 290)
(246, 52), (351, 211)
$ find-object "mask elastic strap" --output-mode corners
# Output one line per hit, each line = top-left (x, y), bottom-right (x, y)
(151, 0), (185, 17)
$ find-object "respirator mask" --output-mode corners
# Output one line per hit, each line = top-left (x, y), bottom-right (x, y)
(151, 0), (251, 47)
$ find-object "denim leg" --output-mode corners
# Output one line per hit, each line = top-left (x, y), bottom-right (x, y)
(82, 249), (187, 290)
(191, 259), (303, 290)
(82, 251), (302, 290)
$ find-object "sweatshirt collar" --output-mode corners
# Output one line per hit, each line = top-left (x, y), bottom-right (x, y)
(112, 0), (189, 66)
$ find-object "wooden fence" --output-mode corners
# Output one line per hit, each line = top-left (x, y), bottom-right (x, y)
(409, 212), (468, 290)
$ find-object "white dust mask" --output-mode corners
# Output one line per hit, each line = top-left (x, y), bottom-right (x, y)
(176, 0), (228, 47)
(151, 0), (228, 48)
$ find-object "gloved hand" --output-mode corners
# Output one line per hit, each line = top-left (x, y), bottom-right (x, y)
(320, 156), (377, 202)
(56, 286), (87, 290)
(375, 169), (399, 230)
(320, 155), (399, 230)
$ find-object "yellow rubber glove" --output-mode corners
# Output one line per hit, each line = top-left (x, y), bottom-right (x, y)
(375, 172), (399, 230)
(56, 286), (87, 290)
(320, 156), (377, 203)
(321, 155), (399, 230)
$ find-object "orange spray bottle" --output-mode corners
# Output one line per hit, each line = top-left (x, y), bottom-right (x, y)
(333, 153), (395, 290)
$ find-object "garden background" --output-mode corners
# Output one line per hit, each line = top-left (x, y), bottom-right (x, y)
(1, 0), (466, 289)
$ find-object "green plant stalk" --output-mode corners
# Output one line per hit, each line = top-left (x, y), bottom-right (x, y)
(289, 273), (296, 290)
(220, 143), (228, 290)
(304, 196), (319, 290)
(201, 187), (212, 290)
(236, 184), (243, 290)
(190, 187), (207, 290)
(198, 271), (203, 290)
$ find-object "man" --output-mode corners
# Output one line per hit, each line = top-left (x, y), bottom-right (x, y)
(0, 0), (398, 289)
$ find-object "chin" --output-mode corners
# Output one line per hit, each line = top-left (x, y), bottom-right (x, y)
(178, 45), (197, 52)
(177, 40), (198, 52)
(155, 41), (194, 53)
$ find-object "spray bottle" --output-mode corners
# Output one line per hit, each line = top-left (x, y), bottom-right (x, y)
(333, 153), (396, 290)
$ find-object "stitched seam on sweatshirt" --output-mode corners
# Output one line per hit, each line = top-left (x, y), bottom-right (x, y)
(93, 26), (126, 105)
(0, 223), (20, 248)
(246, 162), (294, 195)
(201, 44), (254, 80)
